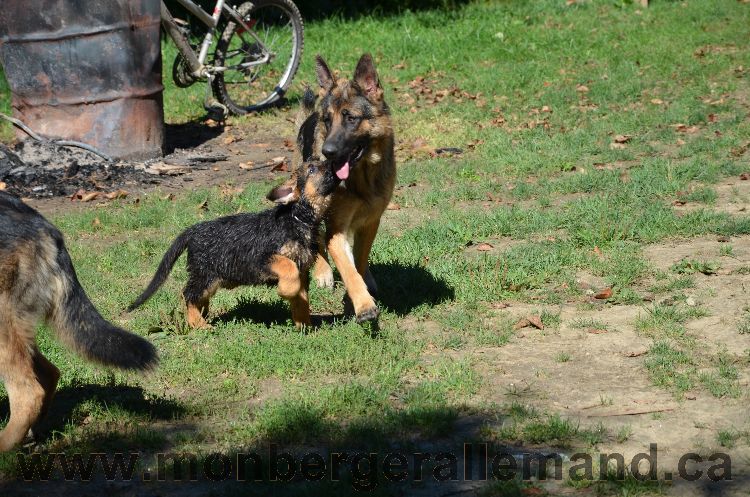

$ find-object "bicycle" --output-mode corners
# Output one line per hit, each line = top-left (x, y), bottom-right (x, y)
(161, 0), (304, 116)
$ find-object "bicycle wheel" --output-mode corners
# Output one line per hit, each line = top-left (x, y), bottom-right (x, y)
(212, 0), (303, 114)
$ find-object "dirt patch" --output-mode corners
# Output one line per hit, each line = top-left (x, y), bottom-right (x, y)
(2, 115), (297, 215)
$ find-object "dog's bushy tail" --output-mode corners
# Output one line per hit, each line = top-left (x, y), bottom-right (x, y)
(128, 232), (190, 312)
(52, 240), (158, 371)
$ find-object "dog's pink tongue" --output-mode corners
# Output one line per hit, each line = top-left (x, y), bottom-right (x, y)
(336, 161), (350, 180)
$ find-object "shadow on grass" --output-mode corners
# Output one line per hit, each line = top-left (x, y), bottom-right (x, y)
(0, 398), (722, 497)
(371, 262), (454, 316)
(215, 297), (293, 327)
(0, 382), (188, 450)
(214, 263), (453, 327)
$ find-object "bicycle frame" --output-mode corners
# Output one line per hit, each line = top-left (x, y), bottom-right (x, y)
(161, 0), (270, 78)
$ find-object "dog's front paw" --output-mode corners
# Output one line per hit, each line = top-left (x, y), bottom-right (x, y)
(314, 268), (335, 289)
(356, 305), (380, 324)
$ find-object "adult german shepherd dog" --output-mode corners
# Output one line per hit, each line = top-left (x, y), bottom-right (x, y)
(269, 53), (396, 324)
(0, 192), (157, 452)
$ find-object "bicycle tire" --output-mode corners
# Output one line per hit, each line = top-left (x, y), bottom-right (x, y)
(212, 0), (304, 114)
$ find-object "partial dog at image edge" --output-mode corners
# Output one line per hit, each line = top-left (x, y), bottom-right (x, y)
(268, 53), (396, 324)
(0, 192), (158, 452)
(128, 160), (341, 328)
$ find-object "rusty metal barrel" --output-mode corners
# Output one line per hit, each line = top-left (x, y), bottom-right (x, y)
(0, 0), (164, 160)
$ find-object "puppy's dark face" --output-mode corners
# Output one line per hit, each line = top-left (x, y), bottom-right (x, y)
(298, 160), (340, 216)
(315, 53), (390, 181)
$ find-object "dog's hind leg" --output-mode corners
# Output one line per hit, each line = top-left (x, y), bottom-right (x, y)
(290, 271), (311, 327)
(270, 256), (310, 327)
(0, 318), (47, 452)
(29, 350), (60, 437)
(183, 277), (220, 329)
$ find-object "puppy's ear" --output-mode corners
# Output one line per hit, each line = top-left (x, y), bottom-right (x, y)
(266, 171), (300, 204)
(315, 55), (335, 92)
(267, 182), (300, 204)
(353, 53), (382, 101)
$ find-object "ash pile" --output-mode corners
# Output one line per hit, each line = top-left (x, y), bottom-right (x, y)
(0, 141), (228, 199)
(0, 141), (149, 198)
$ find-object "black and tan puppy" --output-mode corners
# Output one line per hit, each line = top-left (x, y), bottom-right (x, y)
(128, 161), (340, 328)
(0, 192), (157, 452)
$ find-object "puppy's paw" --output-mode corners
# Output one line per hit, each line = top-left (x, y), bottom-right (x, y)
(356, 305), (380, 324)
(314, 268), (335, 289)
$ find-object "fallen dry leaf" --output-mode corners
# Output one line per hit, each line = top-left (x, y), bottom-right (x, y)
(624, 349), (648, 357)
(81, 192), (100, 202)
(145, 163), (191, 176)
(594, 287), (613, 300)
(613, 134), (632, 143)
(587, 328), (608, 335)
(513, 318), (531, 330)
(105, 189), (128, 200)
(239, 161), (254, 170)
(527, 315), (544, 330)
(576, 84), (589, 93)
(387, 202), (401, 210)
(672, 123), (700, 134)
(268, 156), (288, 172)
(475, 242), (494, 252)
(223, 135), (236, 145)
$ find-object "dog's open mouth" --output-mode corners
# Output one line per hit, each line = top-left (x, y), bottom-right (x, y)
(333, 146), (365, 180)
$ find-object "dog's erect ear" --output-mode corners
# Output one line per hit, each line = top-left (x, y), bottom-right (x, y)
(354, 53), (382, 101)
(316, 55), (335, 91)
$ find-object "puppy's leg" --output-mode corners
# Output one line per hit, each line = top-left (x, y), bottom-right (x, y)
(270, 255), (310, 327)
(291, 271), (311, 327)
(353, 219), (381, 297)
(328, 233), (379, 323)
(312, 231), (334, 289)
(0, 318), (46, 452)
(183, 276), (219, 329)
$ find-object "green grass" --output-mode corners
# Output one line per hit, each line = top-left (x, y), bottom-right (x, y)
(2, 0), (750, 492)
